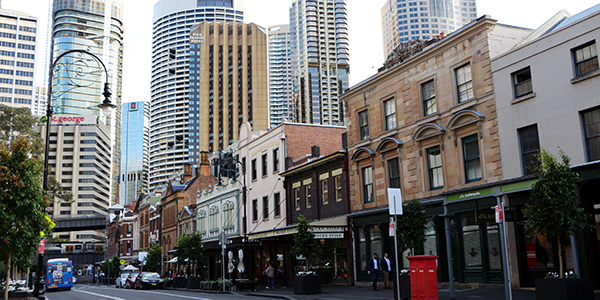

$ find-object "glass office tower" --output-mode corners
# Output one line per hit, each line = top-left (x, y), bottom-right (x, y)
(120, 101), (149, 206)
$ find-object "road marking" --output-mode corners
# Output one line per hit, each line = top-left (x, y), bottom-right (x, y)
(73, 289), (127, 300)
(135, 290), (213, 299)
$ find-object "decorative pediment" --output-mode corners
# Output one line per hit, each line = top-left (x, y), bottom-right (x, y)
(446, 110), (485, 131)
(351, 147), (376, 162)
(376, 137), (403, 154)
(412, 123), (446, 142)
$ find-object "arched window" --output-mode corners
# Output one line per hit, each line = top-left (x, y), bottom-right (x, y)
(209, 206), (219, 232)
(223, 201), (234, 229)
(198, 210), (206, 233)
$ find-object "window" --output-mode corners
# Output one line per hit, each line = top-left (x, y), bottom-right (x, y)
(422, 80), (436, 116)
(518, 125), (540, 175)
(273, 148), (279, 172)
(274, 192), (281, 217)
(573, 42), (598, 76)
(224, 202), (234, 228)
(198, 211), (206, 232)
(384, 99), (396, 130)
(359, 110), (369, 140)
(306, 184), (312, 208)
(583, 108), (600, 161)
(209, 206), (219, 231)
(252, 199), (258, 221)
(127, 242), (131, 254)
(513, 67), (532, 98)
(427, 146), (443, 190)
(290, 185), (299, 211)
(456, 64), (473, 102)
(334, 175), (342, 202)
(262, 196), (269, 220)
(261, 153), (267, 177)
(321, 178), (328, 205)
(388, 158), (401, 188)
(251, 159), (257, 180)
(362, 166), (373, 203)
(127, 224), (132, 234)
(463, 134), (482, 182)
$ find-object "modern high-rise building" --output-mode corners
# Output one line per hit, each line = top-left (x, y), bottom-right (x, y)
(268, 25), (293, 128)
(120, 101), (149, 206)
(51, 0), (124, 205)
(188, 22), (268, 157)
(289, 0), (350, 125)
(38, 115), (113, 242)
(381, 0), (477, 57)
(0, 8), (36, 110)
(150, 0), (243, 190)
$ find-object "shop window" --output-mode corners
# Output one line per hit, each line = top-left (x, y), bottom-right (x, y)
(462, 134), (482, 183)
(525, 233), (555, 269)
(456, 63), (473, 102)
(518, 124), (540, 175)
(486, 222), (501, 270)
(388, 158), (401, 188)
(423, 219), (437, 256)
(362, 166), (373, 203)
(462, 212), (482, 269)
(422, 80), (436, 116)
(359, 227), (367, 271)
(582, 107), (600, 162)
(427, 146), (443, 190)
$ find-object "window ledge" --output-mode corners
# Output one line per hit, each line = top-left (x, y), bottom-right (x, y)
(571, 69), (600, 84)
(511, 92), (536, 105)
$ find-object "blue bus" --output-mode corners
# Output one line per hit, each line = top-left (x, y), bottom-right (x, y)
(46, 258), (73, 291)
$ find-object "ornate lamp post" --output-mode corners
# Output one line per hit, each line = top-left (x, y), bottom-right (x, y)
(34, 49), (117, 299)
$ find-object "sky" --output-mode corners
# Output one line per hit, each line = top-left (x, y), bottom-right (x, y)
(2, 0), (599, 104)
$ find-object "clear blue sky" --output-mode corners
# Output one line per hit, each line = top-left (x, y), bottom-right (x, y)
(2, 0), (598, 103)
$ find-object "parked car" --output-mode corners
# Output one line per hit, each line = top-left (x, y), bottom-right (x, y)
(115, 273), (129, 288)
(124, 272), (139, 289)
(134, 272), (164, 290)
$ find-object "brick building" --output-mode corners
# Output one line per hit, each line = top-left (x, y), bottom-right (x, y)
(341, 16), (531, 285)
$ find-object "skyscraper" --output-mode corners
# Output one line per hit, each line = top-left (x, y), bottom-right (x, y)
(120, 101), (149, 206)
(0, 8), (36, 110)
(289, 0), (350, 126)
(51, 0), (124, 204)
(268, 25), (293, 128)
(188, 22), (268, 156)
(150, 0), (243, 190)
(381, 0), (477, 57)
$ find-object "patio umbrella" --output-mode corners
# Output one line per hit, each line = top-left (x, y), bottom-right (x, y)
(228, 251), (235, 274)
(237, 249), (245, 273)
(123, 265), (138, 271)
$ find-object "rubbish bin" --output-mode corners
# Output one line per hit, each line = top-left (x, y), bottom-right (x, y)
(407, 255), (438, 300)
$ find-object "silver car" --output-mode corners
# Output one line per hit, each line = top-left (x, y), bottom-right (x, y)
(115, 273), (129, 288)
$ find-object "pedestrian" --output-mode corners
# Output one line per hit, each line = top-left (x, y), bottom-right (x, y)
(278, 265), (285, 288)
(381, 253), (392, 289)
(265, 264), (275, 289)
(367, 253), (380, 291)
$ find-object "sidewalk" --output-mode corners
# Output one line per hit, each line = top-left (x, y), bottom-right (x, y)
(237, 284), (600, 300)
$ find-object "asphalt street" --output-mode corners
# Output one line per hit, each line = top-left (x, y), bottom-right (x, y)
(44, 284), (274, 300)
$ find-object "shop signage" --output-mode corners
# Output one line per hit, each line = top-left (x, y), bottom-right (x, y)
(500, 179), (536, 193)
(248, 226), (345, 239)
(475, 209), (514, 222)
(495, 205), (503, 223)
(447, 187), (494, 202)
(526, 244), (537, 267)
(50, 115), (97, 125)
(314, 233), (344, 239)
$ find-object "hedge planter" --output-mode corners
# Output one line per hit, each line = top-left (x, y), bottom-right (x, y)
(172, 277), (187, 288)
(535, 278), (594, 300)
(236, 281), (255, 291)
(393, 274), (411, 300)
(7, 291), (28, 299)
(187, 277), (201, 289)
(293, 275), (321, 295)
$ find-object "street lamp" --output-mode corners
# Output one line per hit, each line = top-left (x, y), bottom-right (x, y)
(34, 49), (117, 299)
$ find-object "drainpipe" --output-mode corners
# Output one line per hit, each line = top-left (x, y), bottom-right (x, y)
(441, 204), (455, 300)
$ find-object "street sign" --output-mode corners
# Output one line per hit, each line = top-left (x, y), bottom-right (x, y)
(120, 259), (125, 265)
(38, 239), (45, 253)
(495, 205), (503, 223)
(389, 218), (395, 236)
(388, 188), (403, 215)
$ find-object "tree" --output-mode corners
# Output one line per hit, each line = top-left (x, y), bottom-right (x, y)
(101, 256), (121, 278)
(0, 137), (52, 300)
(175, 233), (204, 276)
(0, 105), (72, 204)
(145, 244), (162, 273)
(292, 215), (322, 273)
(396, 198), (427, 255)
(523, 149), (592, 278)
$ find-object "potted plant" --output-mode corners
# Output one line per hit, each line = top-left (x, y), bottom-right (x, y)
(292, 215), (322, 295)
(235, 279), (255, 291)
(523, 150), (594, 300)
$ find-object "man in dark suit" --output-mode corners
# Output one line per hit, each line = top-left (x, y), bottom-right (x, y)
(381, 253), (392, 289)
(367, 253), (380, 291)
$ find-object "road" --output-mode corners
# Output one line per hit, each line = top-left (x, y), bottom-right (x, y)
(44, 284), (274, 300)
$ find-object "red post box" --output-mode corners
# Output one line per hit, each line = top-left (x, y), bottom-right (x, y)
(407, 255), (438, 300)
